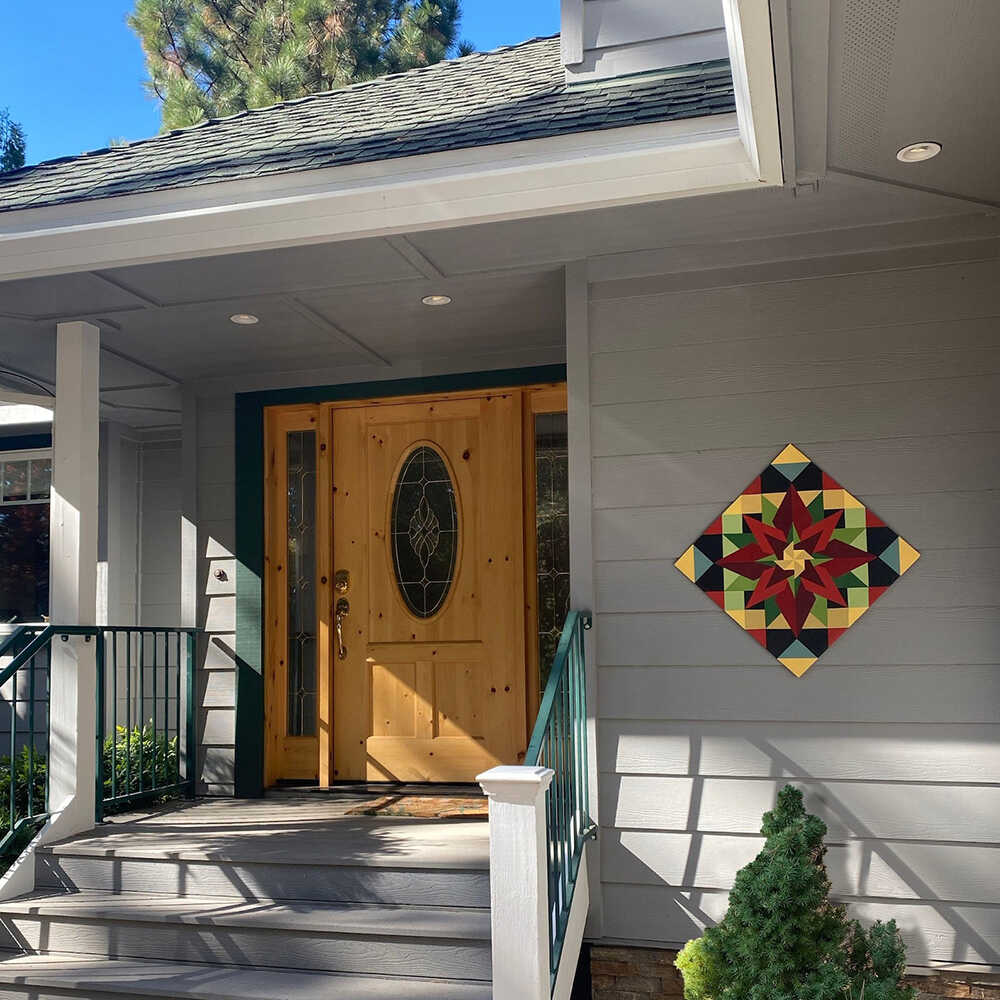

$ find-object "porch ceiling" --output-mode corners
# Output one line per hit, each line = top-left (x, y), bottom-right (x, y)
(788, 0), (1000, 207)
(1, 170), (998, 429)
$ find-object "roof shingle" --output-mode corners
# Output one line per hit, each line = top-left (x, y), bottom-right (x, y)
(0, 36), (733, 214)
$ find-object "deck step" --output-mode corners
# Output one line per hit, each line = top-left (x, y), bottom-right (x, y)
(37, 848), (490, 907)
(0, 955), (493, 1000)
(36, 806), (490, 908)
(0, 892), (492, 981)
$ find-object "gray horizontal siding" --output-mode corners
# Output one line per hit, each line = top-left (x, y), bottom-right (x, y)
(139, 439), (182, 629)
(588, 255), (1000, 969)
(567, 0), (727, 82)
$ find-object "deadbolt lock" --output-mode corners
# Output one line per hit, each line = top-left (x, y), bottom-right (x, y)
(334, 570), (350, 594)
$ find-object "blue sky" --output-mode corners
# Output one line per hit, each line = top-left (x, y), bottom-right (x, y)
(0, 1), (560, 166)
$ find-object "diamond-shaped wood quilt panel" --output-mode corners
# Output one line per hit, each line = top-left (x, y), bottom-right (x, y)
(675, 445), (920, 676)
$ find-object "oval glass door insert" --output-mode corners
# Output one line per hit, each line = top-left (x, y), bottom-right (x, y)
(390, 445), (459, 618)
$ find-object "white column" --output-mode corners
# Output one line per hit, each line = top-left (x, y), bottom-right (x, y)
(48, 320), (101, 838)
(179, 390), (199, 783)
(477, 765), (554, 1000)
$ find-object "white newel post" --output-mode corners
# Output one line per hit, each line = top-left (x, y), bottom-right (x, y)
(477, 765), (555, 1000)
(48, 320), (101, 839)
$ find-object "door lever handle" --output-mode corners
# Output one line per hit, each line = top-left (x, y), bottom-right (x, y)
(335, 598), (350, 660)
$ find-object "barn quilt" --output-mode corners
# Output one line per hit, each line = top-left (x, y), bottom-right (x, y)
(675, 444), (919, 676)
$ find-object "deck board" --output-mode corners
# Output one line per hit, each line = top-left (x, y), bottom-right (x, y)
(45, 796), (490, 870)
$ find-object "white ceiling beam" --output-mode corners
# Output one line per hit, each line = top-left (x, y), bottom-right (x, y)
(283, 296), (391, 367)
(98, 343), (181, 387)
(88, 270), (163, 308)
(384, 235), (446, 280)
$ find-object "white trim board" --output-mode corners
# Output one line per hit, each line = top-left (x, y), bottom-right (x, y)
(0, 115), (767, 283)
(721, 0), (783, 187)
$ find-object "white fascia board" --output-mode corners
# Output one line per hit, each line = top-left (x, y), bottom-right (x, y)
(0, 114), (760, 282)
(721, 0), (784, 186)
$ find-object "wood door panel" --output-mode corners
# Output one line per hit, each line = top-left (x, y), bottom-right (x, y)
(369, 658), (486, 740)
(331, 391), (527, 782)
(366, 409), (479, 644)
(366, 738), (502, 783)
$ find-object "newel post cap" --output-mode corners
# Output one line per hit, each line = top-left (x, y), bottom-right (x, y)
(477, 765), (554, 804)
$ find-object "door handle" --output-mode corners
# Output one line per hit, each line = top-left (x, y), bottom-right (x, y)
(335, 597), (350, 660)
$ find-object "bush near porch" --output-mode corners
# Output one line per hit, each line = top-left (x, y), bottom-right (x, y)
(676, 785), (914, 1000)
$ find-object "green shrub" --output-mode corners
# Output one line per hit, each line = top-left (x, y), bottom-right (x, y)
(0, 746), (47, 833)
(675, 785), (915, 1000)
(0, 724), (182, 828)
(102, 723), (179, 804)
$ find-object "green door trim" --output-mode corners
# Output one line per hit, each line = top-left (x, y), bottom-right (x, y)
(233, 364), (567, 797)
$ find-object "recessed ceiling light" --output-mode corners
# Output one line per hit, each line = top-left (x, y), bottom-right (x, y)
(421, 294), (452, 307)
(896, 141), (942, 163)
(229, 313), (259, 325)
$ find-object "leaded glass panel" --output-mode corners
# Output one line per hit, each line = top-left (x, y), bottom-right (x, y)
(286, 430), (317, 737)
(390, 445), (458, 619)
(535, 412), (569, 691)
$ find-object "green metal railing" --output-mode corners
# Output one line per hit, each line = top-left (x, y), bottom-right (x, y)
(0, 625), (52, 865)
(525, 610), (596, 989)
(95, 626), (198, 821)
(0, 625), (197, 857)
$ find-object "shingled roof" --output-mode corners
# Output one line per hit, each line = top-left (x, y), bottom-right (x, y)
(0, 36), (733, 214)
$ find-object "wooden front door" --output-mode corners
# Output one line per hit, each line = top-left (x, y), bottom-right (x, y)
(330, 391), (527, 782)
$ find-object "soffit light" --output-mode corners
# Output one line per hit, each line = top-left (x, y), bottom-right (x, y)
(896, 141), (942, 163)
(229, 313), (259, 325)
(421, 294), (452, 307)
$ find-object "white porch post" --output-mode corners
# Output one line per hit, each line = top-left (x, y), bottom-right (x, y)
(477, 765), (554, 1000)
(48, 320), (101, 838)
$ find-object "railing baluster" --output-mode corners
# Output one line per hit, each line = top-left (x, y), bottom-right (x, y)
(126, 631), (133, 798)
(9, 652), (17, 836)
(174, 631), (181, 787)
(138, 631), (145, 793)
(95, 631), (105, 823)
(186, 630), (196, 797)
(28, 640), (35, 821)
(43, 641), (50, 818)
(111, 632), (117, 805)
(151, 632), (158, 791)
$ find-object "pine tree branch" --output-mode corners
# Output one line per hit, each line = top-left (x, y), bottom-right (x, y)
(159, 7), (194, 83)
(204, 0), (255, 71)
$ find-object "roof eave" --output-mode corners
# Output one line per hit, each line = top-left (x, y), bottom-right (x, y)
(0, 113), (764, 283)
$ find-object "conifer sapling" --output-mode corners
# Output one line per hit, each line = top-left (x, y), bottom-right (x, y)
(675, 785), (914, 1000)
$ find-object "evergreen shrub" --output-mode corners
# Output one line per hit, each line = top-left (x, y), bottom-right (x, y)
(676, 785), (915, 1000)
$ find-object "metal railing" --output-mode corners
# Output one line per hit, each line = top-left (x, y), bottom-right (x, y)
(95, 626), (198, 821)
(0, 625), (197, 863)
(525, 610), (596, 989)
(0, 625), (52, 865)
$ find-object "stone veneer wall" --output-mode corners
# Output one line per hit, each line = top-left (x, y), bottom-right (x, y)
(588, 946), (1000, 1000)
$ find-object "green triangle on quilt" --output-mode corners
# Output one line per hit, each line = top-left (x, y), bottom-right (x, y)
(774, 460), (810, 481)
(693, 546), (714, 580)
(879, 539), (901, 573)
(780, 638), (815, 660)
